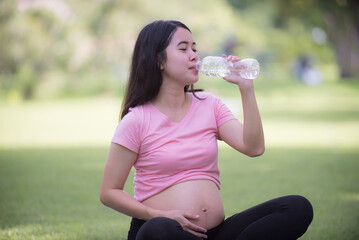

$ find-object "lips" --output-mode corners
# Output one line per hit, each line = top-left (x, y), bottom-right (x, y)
(190, 68), (198, 74)
(189, 65), (198, 71)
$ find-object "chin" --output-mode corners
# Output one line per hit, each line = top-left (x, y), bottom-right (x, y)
(181, 73), (199, 86)
(189, 75), (199, 84)
(187, 80), (198, 86)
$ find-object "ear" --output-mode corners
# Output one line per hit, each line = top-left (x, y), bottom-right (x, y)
(158, 52), (166, 70)
(158, 56), (165, 70)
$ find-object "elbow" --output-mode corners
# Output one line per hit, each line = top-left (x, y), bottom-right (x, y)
(99, 193), (106, 206)
(246, 145), (265, 157)
(250, 148), (265, 157)
(99, 190), (110, 207)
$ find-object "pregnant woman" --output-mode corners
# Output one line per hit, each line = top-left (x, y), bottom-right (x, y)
(100, 20), (313, 240)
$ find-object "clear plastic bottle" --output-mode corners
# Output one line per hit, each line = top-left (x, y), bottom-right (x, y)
(196, 56), (260, 79)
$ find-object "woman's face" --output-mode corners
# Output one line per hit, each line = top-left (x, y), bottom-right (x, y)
(161, 27), (199, 85)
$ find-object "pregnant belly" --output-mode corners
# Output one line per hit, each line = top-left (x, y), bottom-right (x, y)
(141, 180), (225, 229)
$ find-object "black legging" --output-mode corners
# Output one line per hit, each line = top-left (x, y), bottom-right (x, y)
(128, 195), (313, 240)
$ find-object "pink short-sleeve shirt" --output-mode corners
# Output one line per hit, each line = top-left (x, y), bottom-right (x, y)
(112, 92), (236, 202)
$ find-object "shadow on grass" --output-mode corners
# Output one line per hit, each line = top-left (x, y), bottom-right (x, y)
(0, 147), (131, 240)
(0, 146), (358, 240)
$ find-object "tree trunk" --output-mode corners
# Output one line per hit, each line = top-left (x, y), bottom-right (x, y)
(324, 11), (359, 79)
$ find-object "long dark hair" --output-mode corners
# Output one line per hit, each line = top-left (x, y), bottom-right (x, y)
(121, 20), (202, 119)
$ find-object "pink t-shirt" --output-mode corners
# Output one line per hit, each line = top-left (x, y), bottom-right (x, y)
(112, 92), (236, 202)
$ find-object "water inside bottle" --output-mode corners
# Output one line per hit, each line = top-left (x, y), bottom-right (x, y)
(238, 69), (259, 79)
(199, 57), (230, 77)
(233, 59), (259, 79)
(197, 56), (260, 79)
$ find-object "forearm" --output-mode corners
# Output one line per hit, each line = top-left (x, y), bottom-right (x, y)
(101, 188), (207, 238)
(239, 84), (265, 156)
(221, 55), (264, 156)
(100, 188), (160, 220)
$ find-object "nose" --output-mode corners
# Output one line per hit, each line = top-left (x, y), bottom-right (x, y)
(190, 50), (199, 62)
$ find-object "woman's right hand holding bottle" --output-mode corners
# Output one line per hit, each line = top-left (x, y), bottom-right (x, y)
(222, 55), (254, 90)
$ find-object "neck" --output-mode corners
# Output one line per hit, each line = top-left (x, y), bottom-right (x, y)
(153, 82), (187, 109)
(152, 77), (188, 109)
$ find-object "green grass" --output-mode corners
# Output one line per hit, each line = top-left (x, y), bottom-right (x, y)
(0, 147), (358, 239)
(1, 80), (359, 239)
(220, 147), (359, 240)
(0, 147), (127, 240)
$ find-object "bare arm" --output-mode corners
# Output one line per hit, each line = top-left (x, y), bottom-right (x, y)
(99, 143), (156, 220)
(99, 143), (208, 238)
(218, 55), (265, 157)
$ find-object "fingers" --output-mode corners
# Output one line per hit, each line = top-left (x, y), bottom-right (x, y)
(181, 213), (206, 232)
(221, 54), (246, 84)
(165, 211), (208, 238)
(227, 55), (241, 62)
(180, 213), (208, 238)
(182, 213), (200, 220)
(186, 228), (208, 239)
(222, 54), (241, 62)
(186, 220), (207, 233)
(182, 221), (208, 239)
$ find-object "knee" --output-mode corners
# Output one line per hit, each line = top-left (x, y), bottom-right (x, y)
(287, 195), (314, 227)
(136, 217), (179, 240)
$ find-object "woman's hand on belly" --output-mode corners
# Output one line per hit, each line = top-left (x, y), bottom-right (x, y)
(142, 180), (224, 236)
(159, 209), (208, 239)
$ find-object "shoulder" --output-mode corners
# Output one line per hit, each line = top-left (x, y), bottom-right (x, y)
(193, 92), (225, 109)
(113, 105), (147, 152)
(122, 104), (150, 120)
(118, 104), (148, 130)
(113, 104), (150, 140)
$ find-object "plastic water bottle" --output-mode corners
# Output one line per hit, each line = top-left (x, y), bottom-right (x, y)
(196, 56), (260, 79)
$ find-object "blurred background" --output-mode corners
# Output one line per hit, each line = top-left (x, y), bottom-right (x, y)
(0, 0), (358, 102)
(0, 0), (359, 239)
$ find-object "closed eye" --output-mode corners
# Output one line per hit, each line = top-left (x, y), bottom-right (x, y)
(179, 48), (197, 53)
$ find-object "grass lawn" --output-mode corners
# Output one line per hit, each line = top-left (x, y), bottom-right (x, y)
(1, 80), (359, 239)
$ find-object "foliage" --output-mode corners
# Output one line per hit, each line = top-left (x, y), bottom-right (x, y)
(267, 0), (359, 78)
(0, 0), (352, 101)
(0, 1), (71, 99)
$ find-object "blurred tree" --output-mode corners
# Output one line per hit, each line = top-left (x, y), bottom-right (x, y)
(2, 0), (239, 100)
(272, 0), (359, 79)
(0, 0), (70, 99)
(1, 0), (347, 101)
(0, 1), (17, 93)
(227, 0), (359, 79)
